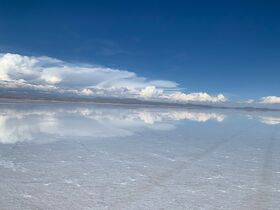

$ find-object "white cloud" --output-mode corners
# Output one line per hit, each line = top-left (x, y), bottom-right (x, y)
(139, 86), (163, 98)
(260, 96), (280, 104)
(80, 88), (94, 96)
(245, 99), (255, 104)
(165, 92), (227, 103)
(41, 73), (61, 84)
(0, 53), (227, 103)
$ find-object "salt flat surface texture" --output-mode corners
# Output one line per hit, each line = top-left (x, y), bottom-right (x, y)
(0, 103), (279, 210)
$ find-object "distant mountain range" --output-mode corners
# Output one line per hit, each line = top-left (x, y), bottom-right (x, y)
(0, 92), (279, 112)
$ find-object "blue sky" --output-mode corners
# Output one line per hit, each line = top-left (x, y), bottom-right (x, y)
(0, 0), (280, 103)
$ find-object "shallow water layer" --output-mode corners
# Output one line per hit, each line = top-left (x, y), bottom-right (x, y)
(0, 102), (279, 210)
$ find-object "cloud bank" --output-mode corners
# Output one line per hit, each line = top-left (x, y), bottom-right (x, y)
(260, 96), (280, 104)
(244, 96), (280, 105)
(0, 53), (227, 103)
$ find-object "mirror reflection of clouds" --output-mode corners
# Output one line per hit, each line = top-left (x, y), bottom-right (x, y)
(245, 112), (280, 125)
(258, 116), (280, 125)
(0, 104), (226, 144)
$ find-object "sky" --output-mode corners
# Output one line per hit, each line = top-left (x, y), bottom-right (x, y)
(0, 0), (280, 104)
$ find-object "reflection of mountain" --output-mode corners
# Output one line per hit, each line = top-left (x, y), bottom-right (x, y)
(0, 104), (225, 144)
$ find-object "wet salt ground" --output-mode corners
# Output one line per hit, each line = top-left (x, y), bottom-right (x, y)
(0, 103), (279, 209)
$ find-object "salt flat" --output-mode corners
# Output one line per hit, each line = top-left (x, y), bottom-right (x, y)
(0, 103), (279, 210)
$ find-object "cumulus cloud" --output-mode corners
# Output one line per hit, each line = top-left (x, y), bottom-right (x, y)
(260, 96), (280, 104)
(165, 92), (227, 103)
(139, 86), (163, 98)
(0, 53), (227, 103)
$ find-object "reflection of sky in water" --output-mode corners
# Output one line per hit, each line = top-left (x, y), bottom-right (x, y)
(0, 104), (280, 144)
(0, 103), (227, 144)
(0, 103), (279, 144)
(0, 103), (280, 209)
(258, 116), (280, 125)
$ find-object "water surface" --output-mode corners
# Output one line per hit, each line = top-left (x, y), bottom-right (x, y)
(0, 102), (279, 209)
